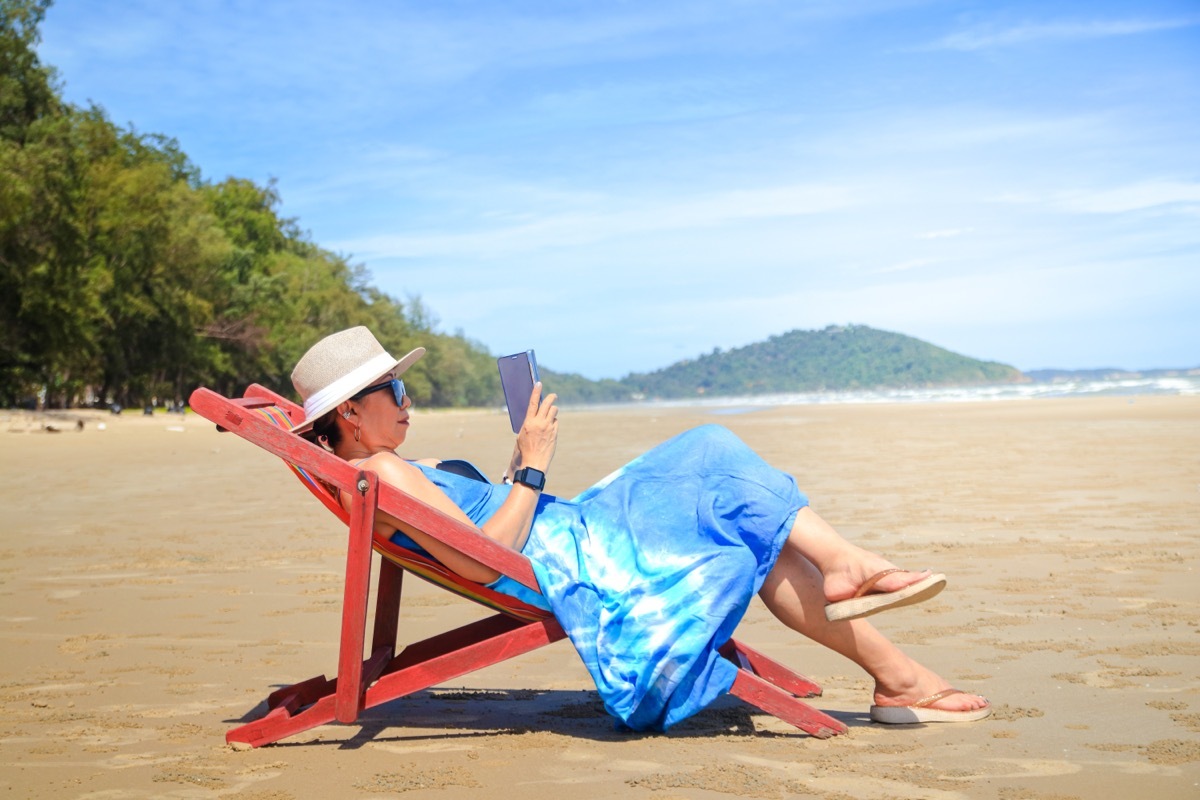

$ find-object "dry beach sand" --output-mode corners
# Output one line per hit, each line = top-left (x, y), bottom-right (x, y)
(1, 395), (1198, 799)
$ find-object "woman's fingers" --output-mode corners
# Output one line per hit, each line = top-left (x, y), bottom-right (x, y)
(517, 383), (558, 470)
(526, 381), (543, 416)
(526, 383), (558, 422)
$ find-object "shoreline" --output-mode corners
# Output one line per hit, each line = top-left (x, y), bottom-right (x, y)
(4, 367), (1199, 425)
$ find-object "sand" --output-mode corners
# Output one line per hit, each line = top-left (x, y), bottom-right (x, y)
(1, 395), (1197, 799)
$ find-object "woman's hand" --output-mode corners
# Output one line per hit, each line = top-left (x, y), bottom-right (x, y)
(513, 382), (558, 473)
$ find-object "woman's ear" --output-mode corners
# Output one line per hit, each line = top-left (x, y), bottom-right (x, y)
(338, 402), (354, 419)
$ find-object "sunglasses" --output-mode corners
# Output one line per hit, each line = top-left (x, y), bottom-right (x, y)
(351, 378), (406, 406)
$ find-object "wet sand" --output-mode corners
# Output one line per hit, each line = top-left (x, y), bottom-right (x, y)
(1, 395), (1198, 799)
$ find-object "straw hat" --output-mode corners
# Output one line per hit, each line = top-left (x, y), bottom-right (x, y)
(290, 327), (424, 432)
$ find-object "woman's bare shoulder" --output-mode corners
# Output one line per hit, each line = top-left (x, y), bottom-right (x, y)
(409, 458), (443, 468)
(355, 452), (425, 482)
(356, 452), (438, 468)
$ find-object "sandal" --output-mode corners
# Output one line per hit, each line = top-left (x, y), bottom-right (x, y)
(870, 689), (991, 723)
(824, 569), (946, 622)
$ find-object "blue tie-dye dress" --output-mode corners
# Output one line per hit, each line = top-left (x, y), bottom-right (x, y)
(399, 424), (808, 731)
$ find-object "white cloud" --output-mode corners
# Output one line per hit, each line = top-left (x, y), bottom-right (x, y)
(333, 183), (856, 260)
(806, 108), (1104, 161)
(1053, 181), (1200, 214)
(986, 181), (1200, 214)
(875, 258), (936, 274)
(924, 17), (1199, 52)
(916, 228), (971, 240)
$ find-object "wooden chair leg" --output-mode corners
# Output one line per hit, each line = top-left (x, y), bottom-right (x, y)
(372, 557), (403, 658)
(368, 615), (567, 703)
(335, 470), (378, 724)
(226, 616), (568, 748)
(722, 639), (847, 738)
(728, 669), (846, 739)
(720, 639), (824, 698)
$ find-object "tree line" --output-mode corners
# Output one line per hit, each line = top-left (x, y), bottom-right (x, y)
(1, 0), (508, 410)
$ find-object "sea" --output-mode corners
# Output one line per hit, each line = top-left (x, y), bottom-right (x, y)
(593, 373), (1200, 412)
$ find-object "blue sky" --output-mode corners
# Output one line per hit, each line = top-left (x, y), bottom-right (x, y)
(39, 1), (1200, 379)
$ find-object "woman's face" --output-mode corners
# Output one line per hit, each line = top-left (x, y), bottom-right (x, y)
(350, 373), (412, 450)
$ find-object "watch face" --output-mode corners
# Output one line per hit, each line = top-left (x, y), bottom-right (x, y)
(515, 467), (545, 490)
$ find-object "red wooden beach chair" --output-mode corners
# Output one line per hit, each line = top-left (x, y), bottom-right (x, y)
(188, 384), (848, 747)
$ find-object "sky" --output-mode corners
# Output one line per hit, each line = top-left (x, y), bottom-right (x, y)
(37, 0), (1200, 379)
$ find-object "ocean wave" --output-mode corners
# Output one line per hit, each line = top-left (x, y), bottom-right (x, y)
(575, 375), (1200, 412)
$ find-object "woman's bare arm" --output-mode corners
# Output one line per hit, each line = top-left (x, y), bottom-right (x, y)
(352, 452), (539, 584)
(345, 383), (559, 585)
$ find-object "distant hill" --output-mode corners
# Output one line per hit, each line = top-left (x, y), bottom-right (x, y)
(620, 325), (1021, 400)
(549, 325), (1023, 403)
(537, 368), (631, 404)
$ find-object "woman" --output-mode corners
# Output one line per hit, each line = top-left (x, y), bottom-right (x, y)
(293, 327), (990, 730)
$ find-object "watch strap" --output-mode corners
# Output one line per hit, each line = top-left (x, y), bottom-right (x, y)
(512, 467), (546, 491)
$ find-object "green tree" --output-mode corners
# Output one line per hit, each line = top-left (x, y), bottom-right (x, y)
(0, 1), (95, 405)
(80, 122), (230, 405)
(0, 0), (597, 410)
(194, 178), (297, 394)
(0, 0), (58, 142)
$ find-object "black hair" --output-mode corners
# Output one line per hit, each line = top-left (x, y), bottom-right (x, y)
(301, 409), (343, 452)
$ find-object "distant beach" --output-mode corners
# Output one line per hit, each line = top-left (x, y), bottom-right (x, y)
(570, 372), (1200, 412)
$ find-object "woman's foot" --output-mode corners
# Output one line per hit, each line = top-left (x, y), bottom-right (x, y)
(783, 509), (946, 622)
(825, 571), (946, 622)
(822, 555), (935, 605)
(788, 511), (939, 599)
(821, 548), (945, 621)
(871, 669), (990, 724)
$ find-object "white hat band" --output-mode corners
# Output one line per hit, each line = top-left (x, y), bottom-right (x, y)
(302, 352), (398, 421)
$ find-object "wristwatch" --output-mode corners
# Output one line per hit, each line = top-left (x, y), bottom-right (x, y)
(511, 467), (546, 492)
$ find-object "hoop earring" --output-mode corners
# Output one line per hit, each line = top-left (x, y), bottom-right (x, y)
(353, 424), (361, 443)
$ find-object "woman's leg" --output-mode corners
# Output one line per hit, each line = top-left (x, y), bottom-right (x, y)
(759, 513), (988, 713)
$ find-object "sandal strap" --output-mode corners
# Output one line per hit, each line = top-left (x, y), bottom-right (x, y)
(910, 689), (964, 708)
(852, 569), (904, 598)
